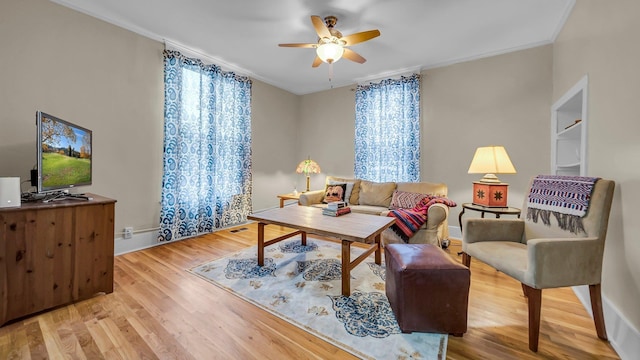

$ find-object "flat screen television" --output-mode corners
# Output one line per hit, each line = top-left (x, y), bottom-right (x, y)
(36, 111), (92, 193)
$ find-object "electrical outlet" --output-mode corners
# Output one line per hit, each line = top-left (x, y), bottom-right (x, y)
(124, 227), (133, 239)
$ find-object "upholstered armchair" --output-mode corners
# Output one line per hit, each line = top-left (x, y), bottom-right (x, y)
(461, 176), (615, 352)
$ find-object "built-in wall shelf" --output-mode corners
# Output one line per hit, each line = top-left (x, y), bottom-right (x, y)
(551, 75), (588, 176)
(556, 163), (581, 169)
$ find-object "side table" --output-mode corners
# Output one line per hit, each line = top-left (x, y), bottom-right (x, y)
(458, 203), (521, 231)
(277, 193), (301, 208)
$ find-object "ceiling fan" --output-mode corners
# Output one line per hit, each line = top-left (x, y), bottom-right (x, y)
(279, 15), (381, 67)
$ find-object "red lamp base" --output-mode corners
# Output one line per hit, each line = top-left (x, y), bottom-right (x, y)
(472, 182), (509, 207)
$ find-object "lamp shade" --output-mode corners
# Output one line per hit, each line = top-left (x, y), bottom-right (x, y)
(296, 158), (321, 175)
(468, 146), (516, 183)
(316, 42), (344, 64)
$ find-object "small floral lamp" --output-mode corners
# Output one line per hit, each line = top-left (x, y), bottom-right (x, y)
(296, 157), (321, 192)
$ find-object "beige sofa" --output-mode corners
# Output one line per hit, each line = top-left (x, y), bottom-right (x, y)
(298, 176), (451, 246)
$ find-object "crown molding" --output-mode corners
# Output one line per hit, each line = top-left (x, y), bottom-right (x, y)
(551, 0), (576, 42)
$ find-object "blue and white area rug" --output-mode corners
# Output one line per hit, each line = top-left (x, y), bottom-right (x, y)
(189, 237), (447, 359)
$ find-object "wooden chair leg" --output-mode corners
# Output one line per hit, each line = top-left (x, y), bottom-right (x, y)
(461, 252), (471, 267)
(589, 284), (608, 340)
(521, 283), (528, 297)
(523, 284), (541, 352)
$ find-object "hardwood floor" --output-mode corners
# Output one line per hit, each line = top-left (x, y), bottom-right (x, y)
(0, 223), (620, 359)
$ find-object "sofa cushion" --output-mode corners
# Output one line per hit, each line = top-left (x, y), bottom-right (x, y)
(389, 190), (427, 209)
(328, 180), (355, 204)
(326, 176), (361, 204)
(322, 183), (347, 203)
(397, 182), (447, 197)
(359, 180), (396, 207)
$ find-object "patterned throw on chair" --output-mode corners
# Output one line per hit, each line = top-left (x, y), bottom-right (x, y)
(526, 175), (600, 234)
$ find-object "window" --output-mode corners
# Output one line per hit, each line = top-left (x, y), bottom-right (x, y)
(159, 50), (252, 241)
(354, 74), (420, 182)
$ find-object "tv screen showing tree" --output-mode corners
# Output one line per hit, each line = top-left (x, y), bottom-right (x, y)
(37, 112), (92, 192)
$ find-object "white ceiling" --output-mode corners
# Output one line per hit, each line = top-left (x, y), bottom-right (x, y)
(52, 0), (574, 95)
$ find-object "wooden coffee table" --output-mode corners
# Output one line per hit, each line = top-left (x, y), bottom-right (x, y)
(247, 206), (395, 296)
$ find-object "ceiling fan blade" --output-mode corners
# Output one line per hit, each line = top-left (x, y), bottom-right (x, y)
(311, 15), (331, 38)
(312, 56), (323, 68)
(278, 43), (317, 48)
(341, 29), (381, 46)
(343, 48), (366, 64)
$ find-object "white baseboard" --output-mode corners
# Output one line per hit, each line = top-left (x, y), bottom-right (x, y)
(113, 221), (254, 256)
(448, 225), (461, 240)
(114, 231), (162, 255)
(573, 286), (640, 360)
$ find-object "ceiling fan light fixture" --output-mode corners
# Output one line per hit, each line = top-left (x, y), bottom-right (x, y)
(278, 15), (379, 68)
(316, 42), (344, 64)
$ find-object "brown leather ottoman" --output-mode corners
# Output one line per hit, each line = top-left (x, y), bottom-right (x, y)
(385, 243), (470, 336)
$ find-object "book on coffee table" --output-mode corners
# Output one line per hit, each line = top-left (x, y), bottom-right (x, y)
(326, 201), (347, 210)
(323, 206), (351, 217)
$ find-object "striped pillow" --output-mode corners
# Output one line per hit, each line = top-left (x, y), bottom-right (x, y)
(389, 190), (426, 210)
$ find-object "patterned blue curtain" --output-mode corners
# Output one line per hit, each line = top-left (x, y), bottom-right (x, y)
(354, 74), (420, 182)
(159, 50), (252, 242)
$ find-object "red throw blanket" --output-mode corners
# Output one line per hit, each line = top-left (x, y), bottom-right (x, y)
(387, 196), (457, 243)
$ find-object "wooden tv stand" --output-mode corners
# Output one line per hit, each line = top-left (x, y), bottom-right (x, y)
(0, 193), (116, 325)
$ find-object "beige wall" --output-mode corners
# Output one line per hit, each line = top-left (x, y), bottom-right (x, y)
(0, 0), (165, 235)
(0, 1), (557, 237)
(0, 0), (297, 236)
(553, 0), (640, 333)
(298, 46), (553, 220)
(251, 80), (300, 209)
(422, 45), (553, 219)
(298, 85), (356, 190)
